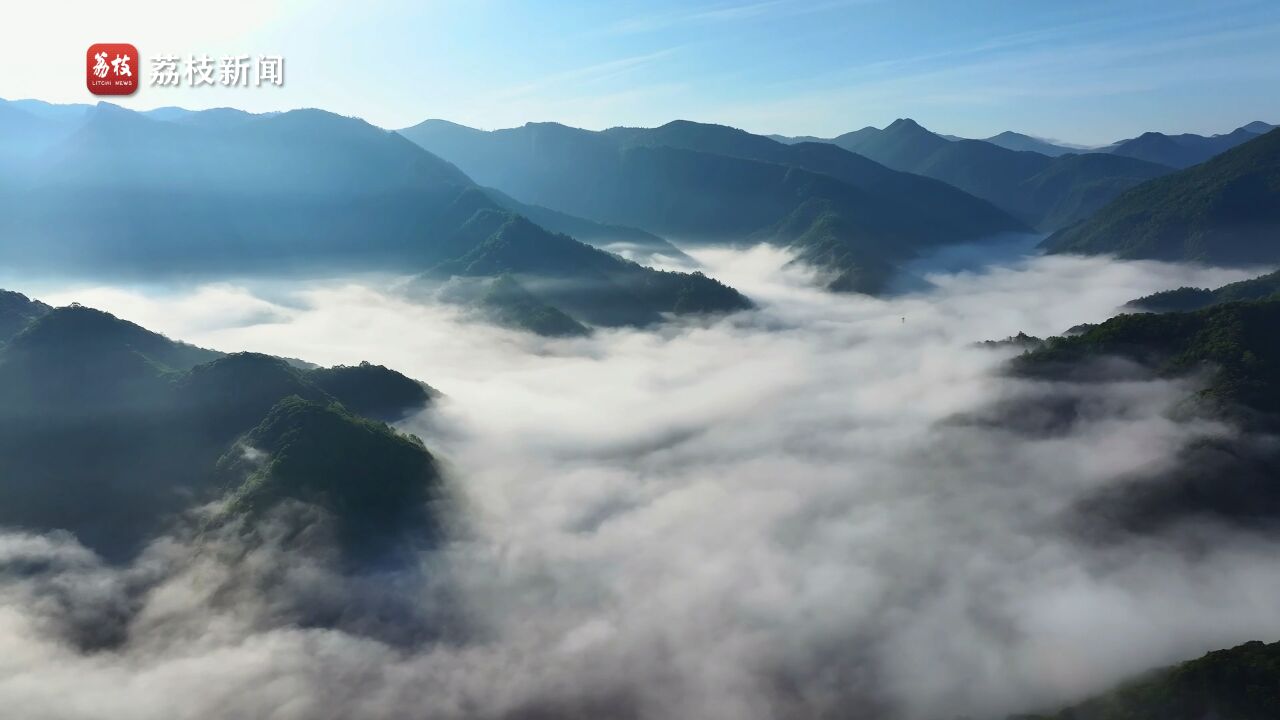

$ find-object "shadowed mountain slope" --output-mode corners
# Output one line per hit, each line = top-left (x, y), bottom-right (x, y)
(1042, 129), (1280, 265)
(0, 298), (439, 560)
(401, 118), (1028, 293)
(0, 100), (746, 331)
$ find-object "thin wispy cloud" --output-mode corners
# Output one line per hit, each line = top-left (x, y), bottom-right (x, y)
(850, 0), (1273, 78)
(608, 0), (786, 34)
(606, 0), (867, 35)
(492, 48), (682, 103)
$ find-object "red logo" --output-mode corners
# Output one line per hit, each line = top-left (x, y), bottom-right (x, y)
(87, 44), (139, 96)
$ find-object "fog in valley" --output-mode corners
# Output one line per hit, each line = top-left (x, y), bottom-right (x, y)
(2, 246), (1276, 720)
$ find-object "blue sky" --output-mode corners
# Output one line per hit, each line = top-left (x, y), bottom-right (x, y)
(5, 0), (1280, 144)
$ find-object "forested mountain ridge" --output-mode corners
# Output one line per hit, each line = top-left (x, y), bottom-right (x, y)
(426, 207), (750, 326)
(1010, 299), (1280, 532)
(216, 396), (442, 564)
(1017, 300), (1280, 421)
(1041, 129), (1280, 265)
(1013, 640), (1280, 720)
(1127, 269), (1280, 313)
(0, 296), (441, 561)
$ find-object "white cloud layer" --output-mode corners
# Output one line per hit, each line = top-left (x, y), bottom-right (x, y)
(5, 248), (1279, 719)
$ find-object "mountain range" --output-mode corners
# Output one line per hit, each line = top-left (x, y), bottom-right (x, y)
(1042, 128), (1280, 265)
(973, 123), (1275, 166)
(767, 119), (1272, 230)
(399, 118), (1029, 293)
(1106, 122), (1275, 168)
(825, 119), (1173, 230)
(6, 96), (1271, 306)
(772, 120), (1275, 167)
(0, 98), (748, 333)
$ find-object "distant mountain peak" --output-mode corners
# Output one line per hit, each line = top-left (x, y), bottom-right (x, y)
(980, 130), (1081, 157)
(880, 118), (942, 144)
(658, 119), (744, 134)
(83, 100), (149, 124)
(523, 120), (574, 130)
(414, 118), (476, 130)
(886, 117), (926, 131)
(268, 107), (377, 131)
(636, 119), (765, 149)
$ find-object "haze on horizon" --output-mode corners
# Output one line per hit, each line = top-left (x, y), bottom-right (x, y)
(5, 0), (1280, 145)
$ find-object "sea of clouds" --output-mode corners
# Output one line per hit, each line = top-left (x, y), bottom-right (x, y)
(3, 247), (1279, 720)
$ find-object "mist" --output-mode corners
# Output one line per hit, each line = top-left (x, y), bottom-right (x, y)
(5, 247), (1278, 720)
